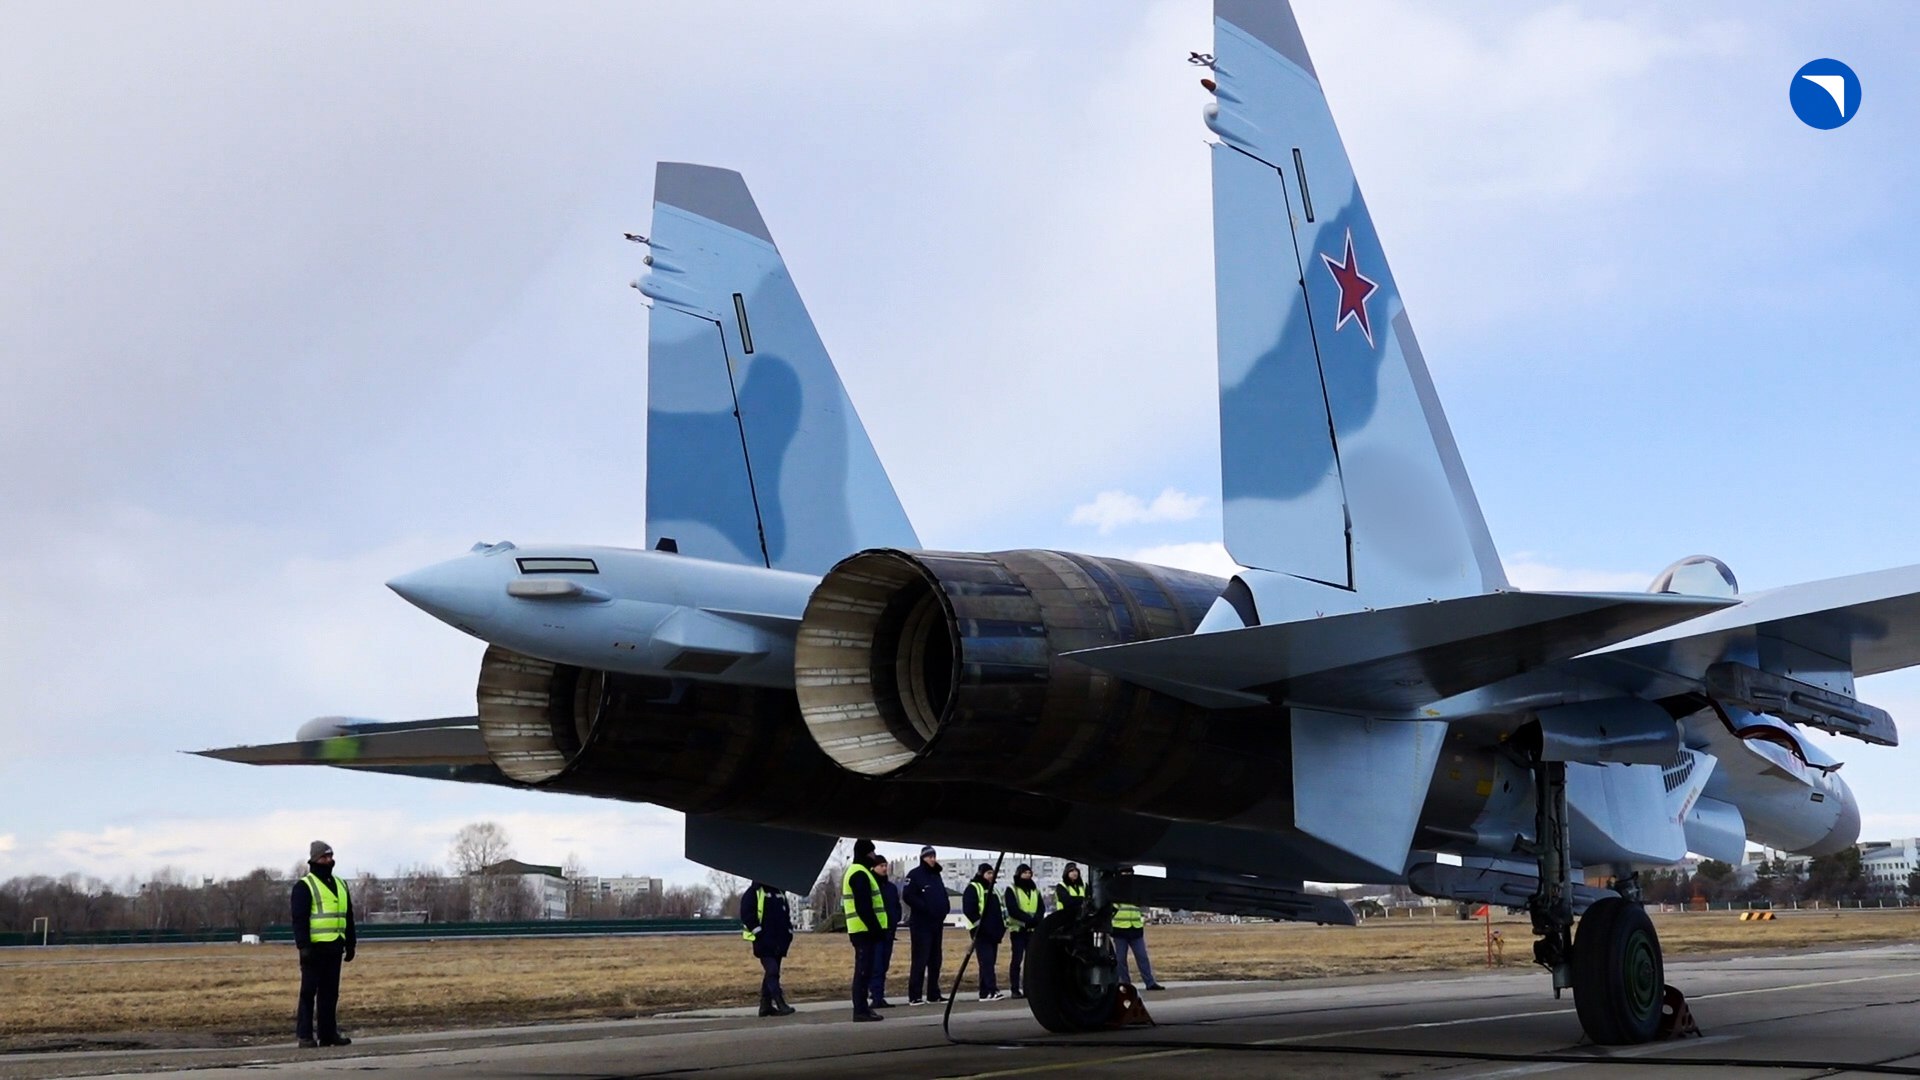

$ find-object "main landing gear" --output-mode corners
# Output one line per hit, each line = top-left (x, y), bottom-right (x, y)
(1025, 868), (1120, 1033)
(1527, 756), (1666, 1044)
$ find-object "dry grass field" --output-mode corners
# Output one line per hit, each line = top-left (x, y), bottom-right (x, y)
(2, 910), (1916, 1048)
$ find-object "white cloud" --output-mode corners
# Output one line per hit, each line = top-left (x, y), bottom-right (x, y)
(1070, 488), (1208, 535)
(1505, 554), (1651, 594)
(1120, 540), (1242, 580)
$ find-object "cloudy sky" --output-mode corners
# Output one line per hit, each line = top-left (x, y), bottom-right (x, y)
(4, 1), (1919, 887)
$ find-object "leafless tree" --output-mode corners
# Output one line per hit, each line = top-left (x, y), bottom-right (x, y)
(706, 870), (746, 918)
(449, 821), (514, 875)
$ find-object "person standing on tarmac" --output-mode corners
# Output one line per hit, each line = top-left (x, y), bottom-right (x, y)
(842, 838), (889, 1021)
(902, 846), (950, 1006)
(740, 881), (795, 1017)
(868, 855), (902, 1008)
(1004, 863), (1044, 999)
(1109, 869), (1165, 991)
(963, 863), (1007, 1001)
(1054, 862), (1088, 917)
(290, 841), (355, 1049)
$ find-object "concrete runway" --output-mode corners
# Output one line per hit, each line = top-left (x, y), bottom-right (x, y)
(9, 944), (1920, 1079)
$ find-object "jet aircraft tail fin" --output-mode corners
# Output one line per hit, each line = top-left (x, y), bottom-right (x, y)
(1206, 1), (1504, 606)
(640, 163), (918, 575)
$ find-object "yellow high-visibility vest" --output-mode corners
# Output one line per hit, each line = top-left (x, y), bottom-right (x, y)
(966, 880), (999, 929)
(842, 864), (887, 935)
(1009, 885), (1040, 927)
(1110, 902), (1144, 931)
(1061, 883), (1087, 899)
(302, 874), (349, 943)
(743, 887), (767, 941)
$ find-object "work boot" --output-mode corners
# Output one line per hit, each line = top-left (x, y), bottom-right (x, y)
(853, 1011), (883, 1022)
(297, 1038), (319, 1049)
(320, 1035), (352, 1046)
(775, 995), (796, 1016)
(759, 995), (777, 1017)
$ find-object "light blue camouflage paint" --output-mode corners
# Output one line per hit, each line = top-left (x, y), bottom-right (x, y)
(1207, 4), (1506, 615)
(642, 163), (918, 575)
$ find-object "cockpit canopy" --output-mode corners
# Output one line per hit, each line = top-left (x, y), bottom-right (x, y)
(1648, 555), (1738, 598)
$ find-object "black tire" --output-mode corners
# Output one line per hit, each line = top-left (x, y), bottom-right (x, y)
(1024, 910), (1117, 1033)
(1571, 896), (1663, 1045)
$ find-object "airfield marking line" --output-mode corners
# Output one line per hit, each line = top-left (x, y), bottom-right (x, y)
(942, 968), (1920, 1077)
(1690, 970), (1920, 1001)
(942, 1048), (1208, 1078)
(1459, 1035), (1745, 1079)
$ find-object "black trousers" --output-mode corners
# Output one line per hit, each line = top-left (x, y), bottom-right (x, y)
(974, 936), (1000, 996)
(908, 919), (944, 1000)
(758, 955), (784, 1001)
(1008, 931), (1031, 993)
(849, 931), (878, 1014)
(296, 941), (345, 1040)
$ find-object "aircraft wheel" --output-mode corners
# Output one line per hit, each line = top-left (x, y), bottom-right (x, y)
(1571, 896), (1663, 1044)
(1025, 910), (1117, 1032)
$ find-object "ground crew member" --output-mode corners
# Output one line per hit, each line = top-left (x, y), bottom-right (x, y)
(903, 845), (950, 1005)
(868, 856), (902, 1008)
(843, 838), (888, 1021)
(1109, 869), (1164, 991)
(963, 863), (1007, 1000)
(1004, 863), (1044, 998)
(290, 840), (355, 1048)
(1055, 862), (1088, 917)
(740, 881), (795, 1017)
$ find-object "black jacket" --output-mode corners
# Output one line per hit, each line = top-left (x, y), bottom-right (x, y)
(1005, 881), (1044, 934)
(903, 862), (952, 920)
(290, 868), (356, 949)
(740, 884), (792, 959)
(877, 877), (902, 940)
(962, 876), (1004, 941)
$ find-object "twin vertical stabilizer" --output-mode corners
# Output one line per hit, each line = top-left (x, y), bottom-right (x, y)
(1208, 1), (1505, 610)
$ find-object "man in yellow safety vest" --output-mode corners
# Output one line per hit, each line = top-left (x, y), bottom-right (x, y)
(290, 840), (356, 1048)
(842, 839), (889, 1021)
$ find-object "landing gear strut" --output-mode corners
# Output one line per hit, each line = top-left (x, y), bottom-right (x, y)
(1527, 756), (1665, 1044)
(1024, 867), (1119, 1033)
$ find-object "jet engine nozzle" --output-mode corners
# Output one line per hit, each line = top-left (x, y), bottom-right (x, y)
(794, 549), (1294, 821)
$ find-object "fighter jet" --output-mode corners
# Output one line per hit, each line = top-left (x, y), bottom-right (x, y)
(203, 0), (1920, 1046)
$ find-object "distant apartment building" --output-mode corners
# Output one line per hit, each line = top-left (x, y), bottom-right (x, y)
(1859, 838), (1920, 889)
(480, 860), (569, 920)
(574, 875), (666, 903)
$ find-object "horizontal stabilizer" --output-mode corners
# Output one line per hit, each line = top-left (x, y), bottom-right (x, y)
(1069, 591), (1732, 714)
(1600, 562), (1920, 681)
(195, 720), (490, 767)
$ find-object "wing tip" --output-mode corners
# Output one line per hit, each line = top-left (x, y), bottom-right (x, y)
(654, 162), (775, 245)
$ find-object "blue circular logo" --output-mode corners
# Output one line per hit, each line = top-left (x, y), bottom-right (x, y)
(1790, 59), (1860, 129)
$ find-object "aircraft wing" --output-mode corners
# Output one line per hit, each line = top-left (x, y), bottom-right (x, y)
(1592, 563), (1920, 680)
(1066, 590), (1732, 714)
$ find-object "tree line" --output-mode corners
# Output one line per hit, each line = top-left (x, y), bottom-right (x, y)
(0, 821), (731, 936)
(1639, 848), (1920, 907)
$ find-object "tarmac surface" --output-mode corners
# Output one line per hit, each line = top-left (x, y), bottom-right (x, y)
(9, 943), (1920, 1079)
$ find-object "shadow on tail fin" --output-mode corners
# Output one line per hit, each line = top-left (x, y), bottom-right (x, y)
(640, 163), (917, 575)
(1207, 1), (1504, 610)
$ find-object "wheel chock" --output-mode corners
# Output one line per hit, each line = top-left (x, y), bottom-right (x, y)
(1655, 984), (1701, 1039)
(1106, 982), (1155, 1028)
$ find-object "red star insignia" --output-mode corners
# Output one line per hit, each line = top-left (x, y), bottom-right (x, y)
(1320, 228), (1379, 347)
